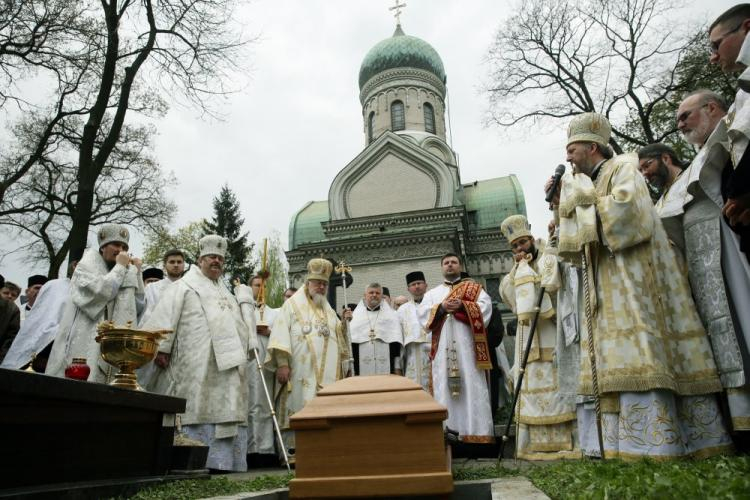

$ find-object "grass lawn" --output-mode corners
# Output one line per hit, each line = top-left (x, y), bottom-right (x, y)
(127, 455), (750, 499)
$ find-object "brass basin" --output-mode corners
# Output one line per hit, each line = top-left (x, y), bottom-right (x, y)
(95, 321), (171, 391)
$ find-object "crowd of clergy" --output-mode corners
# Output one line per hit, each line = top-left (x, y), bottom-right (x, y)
(1, 3), (750, 472)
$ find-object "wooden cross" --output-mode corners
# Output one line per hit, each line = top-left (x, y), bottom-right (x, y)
(389, 0), (407, 25)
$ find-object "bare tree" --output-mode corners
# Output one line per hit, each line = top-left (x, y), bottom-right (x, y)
(485, 0), (714, 153)
(1, 118), (176, 277)
(0, 0), (251, 271)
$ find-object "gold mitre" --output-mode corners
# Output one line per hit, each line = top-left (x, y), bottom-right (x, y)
(306, 258), (332, 282)
(199, 234), (227, 258)
(567, 112), (611, 148)
(500, 214), (532, 243)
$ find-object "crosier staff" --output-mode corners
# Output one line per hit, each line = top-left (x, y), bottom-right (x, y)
(334, 260), (354, 377)
(234, 275), (290, 472)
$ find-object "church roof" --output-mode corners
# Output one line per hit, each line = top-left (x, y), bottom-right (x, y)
(289, 200), (329, 250)
(358, 25), (446, 90)
(463, 175), (526, 230)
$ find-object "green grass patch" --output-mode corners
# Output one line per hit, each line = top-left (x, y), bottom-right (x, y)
(125, 474), (292, 500)
(527, 455), (750, 500)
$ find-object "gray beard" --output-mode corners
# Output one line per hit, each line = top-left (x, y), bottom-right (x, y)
(310, 291), (326, 308)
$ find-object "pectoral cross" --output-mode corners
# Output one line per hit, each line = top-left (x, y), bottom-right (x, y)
(389, 0), (407, 24)
(369, 329), (376, 343)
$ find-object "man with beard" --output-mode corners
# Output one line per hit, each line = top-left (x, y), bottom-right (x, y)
(46, 224), (144, 383)
(709, 5), (750, 258)
(349, 283), (402, 376)
(500, 215), (578, 460)
(637, 144), (686, 205)
(398, 271), (431, 391)
(418, 254), (494, 445)
(265, 258), (352, 461)
(142, 235), (255, 472)
(141, 248), (186, 325)
(548, 112), (732, 459)
(646, 90), (750, 443)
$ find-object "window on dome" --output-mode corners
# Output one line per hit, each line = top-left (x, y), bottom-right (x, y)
(424, 103), (435, 134)
(368, 111), (375, 143)
(391, 100), (405, 131)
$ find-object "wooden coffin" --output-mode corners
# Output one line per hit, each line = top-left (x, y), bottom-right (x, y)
(289, 375), (453, 498)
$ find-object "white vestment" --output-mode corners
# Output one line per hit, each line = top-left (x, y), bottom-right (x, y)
(46, 249), (144, 382)
(398, 300), (431, 391)
(137, 278), (179, 391)
(419, 283), (495, 443)
(350, 300), (402, 376)
(1, 278), (70, 369)
(141, 266), (252, 472)
(248, 304), (278, 455)
(500, 246), (579, 460)
(264, 288), (350, 455)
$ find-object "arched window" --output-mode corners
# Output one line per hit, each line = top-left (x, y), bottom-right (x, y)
(391, 100), (405, 131)
(368, 111), (375, 143)
(424, 103), (435, 134)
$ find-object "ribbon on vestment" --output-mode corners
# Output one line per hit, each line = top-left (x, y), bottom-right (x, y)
(426, 281), (492, 370)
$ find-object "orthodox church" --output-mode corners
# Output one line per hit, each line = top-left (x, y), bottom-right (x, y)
(286, 23), (526, 305)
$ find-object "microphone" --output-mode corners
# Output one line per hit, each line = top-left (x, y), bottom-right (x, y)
(545, 164), (566, 203)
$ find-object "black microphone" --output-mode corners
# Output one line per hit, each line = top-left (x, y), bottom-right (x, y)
(545, 164), (566, 203)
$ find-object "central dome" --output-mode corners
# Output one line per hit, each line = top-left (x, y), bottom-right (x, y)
(358, 25), (446, 90)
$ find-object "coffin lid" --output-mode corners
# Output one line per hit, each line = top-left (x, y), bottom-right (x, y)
(291, 375), (447, 421)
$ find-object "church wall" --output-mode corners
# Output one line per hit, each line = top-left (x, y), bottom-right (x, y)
(346, 153), (438, 217)
(335, 257), (446, 307)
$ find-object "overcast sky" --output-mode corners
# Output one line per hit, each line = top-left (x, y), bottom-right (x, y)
(0, 0), (739, 289)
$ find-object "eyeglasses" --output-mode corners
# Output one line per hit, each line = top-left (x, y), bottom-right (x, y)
(710, 23), (743, 54)
(676, 103), (710, 124)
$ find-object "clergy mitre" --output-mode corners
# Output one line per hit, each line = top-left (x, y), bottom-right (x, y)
(199, 235), (227, 258)
(306, 258), (332, 282)
(500, 214), (532, 244)
(567, 112), (611, 148)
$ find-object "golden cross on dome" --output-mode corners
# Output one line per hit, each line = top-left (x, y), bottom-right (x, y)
(389, 0), (407, 25)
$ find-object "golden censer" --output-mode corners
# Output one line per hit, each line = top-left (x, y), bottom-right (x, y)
(95, 321), (171, 391)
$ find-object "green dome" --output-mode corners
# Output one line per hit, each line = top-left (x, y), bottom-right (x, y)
(359, 25), (446, 90)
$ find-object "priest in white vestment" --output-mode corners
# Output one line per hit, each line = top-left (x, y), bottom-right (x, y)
(265, 258), (352, 459)
(142, 235), (255, 472)
(419, 254), (495, 444)
(500, 215), (579, 460)
(1, 274), (72, 371)
(137, 249), (186, 390)
(554, 112), (732, 459)
(46, 224), (144, 383)
(350, 283), (403, 376)
(247, 274), (279, 461)
(398, 271), (431, 391)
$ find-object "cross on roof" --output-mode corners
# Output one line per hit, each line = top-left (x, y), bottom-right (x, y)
(389, 0), (407, 25)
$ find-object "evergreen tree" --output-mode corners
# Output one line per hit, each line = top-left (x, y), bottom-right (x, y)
(203, 184), (255, 281)
(255, 231), (289, 308)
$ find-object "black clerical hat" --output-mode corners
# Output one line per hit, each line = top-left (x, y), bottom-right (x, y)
(27, 275), (48, 287)
(142, 268), (164, 281)
(405, 271), (425, 285)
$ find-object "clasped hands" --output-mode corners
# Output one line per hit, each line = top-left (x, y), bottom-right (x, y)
(442, 297), (462, 314)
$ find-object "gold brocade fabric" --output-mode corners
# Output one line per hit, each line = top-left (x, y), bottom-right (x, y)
(558, 154), (722, 397)
(500, 253), (578, 460)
